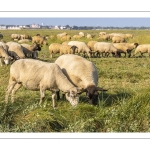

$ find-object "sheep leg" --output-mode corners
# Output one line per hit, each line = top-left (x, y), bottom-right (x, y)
(11, 83), (22, 103)
(52, 91), (56, 108)
(39, 88), (45, 105)
(5, 81), (17, 104)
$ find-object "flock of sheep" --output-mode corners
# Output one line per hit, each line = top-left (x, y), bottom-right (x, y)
(1, 30), (150, 108)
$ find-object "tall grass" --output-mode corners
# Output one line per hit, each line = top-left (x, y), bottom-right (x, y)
(0, 29), (150, 132)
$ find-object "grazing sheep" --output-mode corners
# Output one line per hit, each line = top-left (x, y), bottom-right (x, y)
(87, 41), (98, 51)
(59, 45), (78, 55)
(60, 35), (71, 41)
(86, 33), (93, 39)
(68, 41), (92, 58)
(57, 32), (67, 39)
(55, 54), (107, 105)
(21, 34), (32, 40)
(32, 35), (48, 46)
(5, 59), (80, 108)
(113, 43), (130, 57)
(93, 42), (119, 57)
(98, 34), (110, 41)
(6, 42), (25, 59)
(72, 35), (82, 40)
(112, 36), (126, 43)
(99, 32), (106, 36)
(49, 43), (62, 58)
(79, 32), (85, 37)
(0, 46), (11, 66)
(125, 34), (133, 39)
(133, 44), (150, 57)
(11, 34), (21, 40)
(116, 43), (138, 57)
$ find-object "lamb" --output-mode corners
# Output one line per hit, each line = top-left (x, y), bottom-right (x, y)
(133, 44), (150, 57)
(6, 42), (25, 59)
(59, 45), (78, 55)
(68, 41), (92, 58)
(112, 36), (126, 43)
(0, 46), (11, 66)
(49, 43), (62, 58)
(5, 59), (80, 108)
(93, 42), (119, 57)
(55, 54), (107, 105)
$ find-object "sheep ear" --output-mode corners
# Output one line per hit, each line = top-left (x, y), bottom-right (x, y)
(96, 87), (108, 91)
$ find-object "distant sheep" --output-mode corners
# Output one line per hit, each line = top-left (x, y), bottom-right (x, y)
(94, 42), (119, 57)
(72, 35), (82, 40)
(59, 45), (78, 55)
(79, 32), (84, 37)
(32, 35), (48, 46)
(49, 43), (62, 58)
(133, 44), (150, 57)
(68, 41), (92, 58)
(60, 35), (71, 41)
(11, 34), (21, 40)
(5, 59), (80, 108)
(112, 36), (126, 43)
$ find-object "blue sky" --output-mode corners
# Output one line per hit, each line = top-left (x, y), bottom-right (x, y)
(1, 18), (150, 27)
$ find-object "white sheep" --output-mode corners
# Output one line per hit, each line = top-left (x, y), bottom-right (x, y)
(5, 59), (80, 108)
(49, 43), (62, 58)
(6, 42), (25, 59)
(79, 32), (84, 37)
(60, 35), (71, 41)
(59, 45), (78, 55)
(93, 42), (119, 57)
(55, 54), (107, 105)
(68, 41), (92, 58)
(133, 44), (150, 57)
(112, 36), (126, 43)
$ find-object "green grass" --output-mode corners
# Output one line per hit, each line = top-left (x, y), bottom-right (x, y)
(0, 29), (150, 132)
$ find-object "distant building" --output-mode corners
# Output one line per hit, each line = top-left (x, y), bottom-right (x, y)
(0, 25), (7, 30)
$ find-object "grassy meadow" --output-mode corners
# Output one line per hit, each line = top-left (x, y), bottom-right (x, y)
(0, 29), (150, 132)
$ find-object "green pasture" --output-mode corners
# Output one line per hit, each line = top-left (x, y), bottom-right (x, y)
(0, 29), (150, 132)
